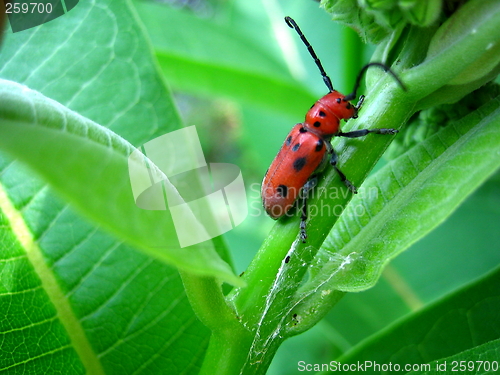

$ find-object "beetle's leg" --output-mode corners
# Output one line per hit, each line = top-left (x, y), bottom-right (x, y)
(351, 95), (365, 119)
(330, 149), (358, 194)
(299, 176), (318, 243)
(338, 128), (398, 138)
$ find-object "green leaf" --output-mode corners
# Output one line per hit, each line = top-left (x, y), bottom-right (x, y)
(301, 170), (500, 360)
(338, 265), (500, 372)
(0, 1), (235, 373)
(0, 79), (239, 284)
(0, 2), (179, 146)
(0, 203), (210, 373)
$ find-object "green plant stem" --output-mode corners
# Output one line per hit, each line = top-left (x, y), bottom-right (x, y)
(198, 328), (254, 375)
(179, 271), (254, 374)
(179, 271), (242, 332)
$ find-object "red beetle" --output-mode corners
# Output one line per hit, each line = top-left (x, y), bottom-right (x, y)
(262, 17), (405, 242)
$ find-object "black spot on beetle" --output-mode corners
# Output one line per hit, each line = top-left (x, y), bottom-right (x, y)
(346, 102), (352, 109)
(293, 157), (307, 172)
(336, 98), (341, 103)
(277, 184), (288, 198)
(319, 111), (326, 117)
(313, 121), (321, 127)
(315, 139), (324, 152)
(299, 127), (307, 133)
(286, 135), (292, 146)
(292, 143), (300, 151)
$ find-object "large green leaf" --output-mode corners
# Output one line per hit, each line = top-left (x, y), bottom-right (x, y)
(0, 1), (233, 373)
(0, 201), (210, 373)
(318, 171), (500, 352)
(0, 80), (239, 282)
(0, 1), (179, 145)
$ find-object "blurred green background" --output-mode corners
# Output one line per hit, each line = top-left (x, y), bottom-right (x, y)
(134, 0), (500, 373)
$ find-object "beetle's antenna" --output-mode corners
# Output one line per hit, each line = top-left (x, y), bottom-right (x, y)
(285, 16), (334, 92)
(343, 62), (407, 101)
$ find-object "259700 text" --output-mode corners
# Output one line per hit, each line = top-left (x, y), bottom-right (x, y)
(5, 2), (53, 14)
